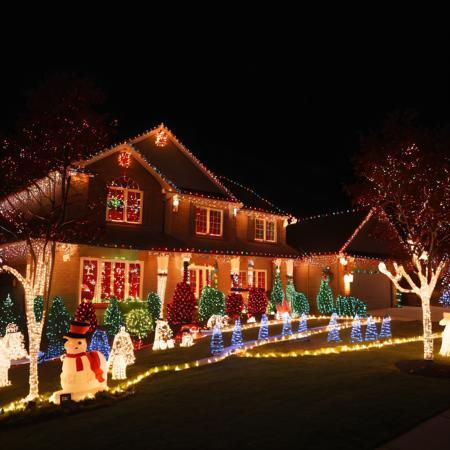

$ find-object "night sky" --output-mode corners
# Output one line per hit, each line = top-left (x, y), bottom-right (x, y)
(1, 26), (449, 217)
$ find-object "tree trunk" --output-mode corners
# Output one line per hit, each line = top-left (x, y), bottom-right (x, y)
(420, 294), (433, 361)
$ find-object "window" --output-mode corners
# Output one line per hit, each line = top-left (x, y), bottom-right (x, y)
(106, 176), (143, 224)
(255, 270), (267, 290)
(254, 218), (277, 242)
(80, 258), (144, 303)
(189, 266), (214, 298)
(238, 271), (248, 289)
(195, 207), (223, 236)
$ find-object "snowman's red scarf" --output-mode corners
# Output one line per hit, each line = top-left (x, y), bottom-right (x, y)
(65, 352), (105, 382)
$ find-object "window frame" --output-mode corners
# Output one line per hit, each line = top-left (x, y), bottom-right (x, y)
(79, 257), (145, 304)
(188, 265), (214, 298)
(106, 186), (144, 224)
(195, 207), (223, 237)
(254, 269), (267, 290)
(254, 218), (277, 243)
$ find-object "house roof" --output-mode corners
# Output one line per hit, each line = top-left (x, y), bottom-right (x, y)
(217, 176), (291, 216)
(287, 208), (392, 257)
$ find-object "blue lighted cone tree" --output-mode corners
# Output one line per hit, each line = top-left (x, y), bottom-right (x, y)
(350, 315), (363, 343)
(292, 292), (310, 316)
(316, 276), (334, 315)
(211, 325), (224, 355)
(198, 286), (226, 324)
(298, 313), (308, 334)
(269, 267), (284, 313)
(231, 319), (244, 348)
(103, 296), (124, 337)
(281, 314), (293, 337)
(439, 268), (450, 307)
(45, 296), (71, 359)
(147, 292), (162, 323)
(88, 329), (110, 359)
(327, 313), (341, 342)
(379, 315), (392, 338)
(0, 294), (21, 336)
(258, 314), (269, 340)
(365, 316), (378, 341)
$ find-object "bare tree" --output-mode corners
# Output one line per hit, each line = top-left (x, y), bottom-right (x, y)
(0, 74), (114, 399)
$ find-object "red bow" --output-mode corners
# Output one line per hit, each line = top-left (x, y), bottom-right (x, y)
(65, 351), (105, 382)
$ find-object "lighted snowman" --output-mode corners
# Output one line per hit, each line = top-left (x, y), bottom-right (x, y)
(51, 321), (108, 404)
(439, 312), (450, 357)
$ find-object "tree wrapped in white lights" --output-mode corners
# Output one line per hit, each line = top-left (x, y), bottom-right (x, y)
(0, 75), (113, 398)
(0, 338), (11, 387)
(353, 114), (450, 360)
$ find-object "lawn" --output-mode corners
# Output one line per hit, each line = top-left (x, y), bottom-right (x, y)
(1, 320), (450, 450)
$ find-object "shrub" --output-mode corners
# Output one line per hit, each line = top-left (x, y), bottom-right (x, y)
(247, 288), (269, 318)
(225, 292), (244, 319)
(292, 292), (310, 316)
(335, 295), (367, 317)
(198, 286), (226, 324)
(125, 309), (153, 339)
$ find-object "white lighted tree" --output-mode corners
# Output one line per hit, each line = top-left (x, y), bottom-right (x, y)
(352, 113), (450, 360)
(0, 74), (113, 399)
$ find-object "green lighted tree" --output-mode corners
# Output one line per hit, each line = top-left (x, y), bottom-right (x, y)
(316, 276), (334, 315)
(0, 294), (20, 335)
(125, 309), (153, 340)
(269, 267), (284, 313)
(292, 292), (310, 316)
(103, 296), (124, 336)
(198, 286), (226, 324)
(45, 296), (71, 359)
(147, 292), (162, 323)
(285, 278), (296, 306)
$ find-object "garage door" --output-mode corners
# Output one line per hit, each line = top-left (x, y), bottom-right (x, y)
(351, 273), (392, 310)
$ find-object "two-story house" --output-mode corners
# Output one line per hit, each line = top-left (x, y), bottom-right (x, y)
(45, 124), (299, 317)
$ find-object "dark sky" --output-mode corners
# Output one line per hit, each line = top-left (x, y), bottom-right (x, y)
(1, 25), (449, 217)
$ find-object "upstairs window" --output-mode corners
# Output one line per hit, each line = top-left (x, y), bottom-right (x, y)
(254, 218), (276, 242)
(106, 176), (143, 224)
(195, 207), (223, 236)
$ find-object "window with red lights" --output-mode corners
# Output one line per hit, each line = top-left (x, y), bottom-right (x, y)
(195, 207), (223, 236)
(254, 218), (276, 242)
(81, 258), (144, 303)
(81, 260), (98, 301)
(106, 177), (143, 224)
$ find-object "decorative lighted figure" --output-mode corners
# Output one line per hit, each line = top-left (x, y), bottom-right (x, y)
(207, 314), (229, 330)
(2, 323), (28, 361)
(153, 319), (175, 350)
(118, 151), (131, 168)
(51, 321), (108, 404)
(108, 326), (135, 380)
(180, 331), (194, 348)
(0, 338), (11, 387)
(439, 312), (450, 357)
(155, 130), (168, 147)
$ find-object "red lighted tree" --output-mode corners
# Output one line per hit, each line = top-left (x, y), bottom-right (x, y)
(247, 287), (268, 319)
(351, 113), (450, 360)
(226, 292), (244, 319)
(75, 300), (98, 332)
(0, 74), (114, 399)
(166, 282), (197, 327)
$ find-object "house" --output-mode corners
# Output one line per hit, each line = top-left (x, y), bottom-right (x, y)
(0, 124), (397, 319)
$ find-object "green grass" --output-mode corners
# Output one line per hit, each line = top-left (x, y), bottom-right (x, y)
(1, 320), (450, 450)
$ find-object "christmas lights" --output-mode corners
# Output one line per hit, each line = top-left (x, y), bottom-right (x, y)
(103, 297), (124, 337)
(210, 325), (224, 355)
(281, 314), (293, 337)
(0, 294), (20, 336)
(0, 339), (11, 387)
(316, 276), (334, 315)
(335, 296), (367, 317)
(231, 319), (244, 348)
(45, 296), (71, 359)
(109, 326), (135, 380)
(147, 292), (162, 323)
(269, 266), (284, 313)
(364, 316), (378, 341)
(88, 329), (110, 360)
(439, 269), (450, 307)
(439, 313), (450, 357)
(258, 314), (269, 340)
(327, 313), (341, 342)
(2, 324), (28, 360)
(198, 286), (226, 324)
(247, 287), (269, 318)
(118, 152), (131, 168)
(167, 281), (197, 326)
(350, 315), (363, 343)
(225, 292), (244, 319)
(292, 292), (310, 316)
(75, 300), (98, 332)
(125, 309), (153, 340)
(152, 319), (175, 350)
(298, 314), (308, 335)
(379, 316), (392, 339)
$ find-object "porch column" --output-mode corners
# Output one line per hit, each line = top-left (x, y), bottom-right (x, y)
(285, 259), (294, 279)
(157, 255), (169, 312)
(247, 259), (254, 288)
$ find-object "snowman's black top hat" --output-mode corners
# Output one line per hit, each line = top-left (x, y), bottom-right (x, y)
(64, 321), (91, 339)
